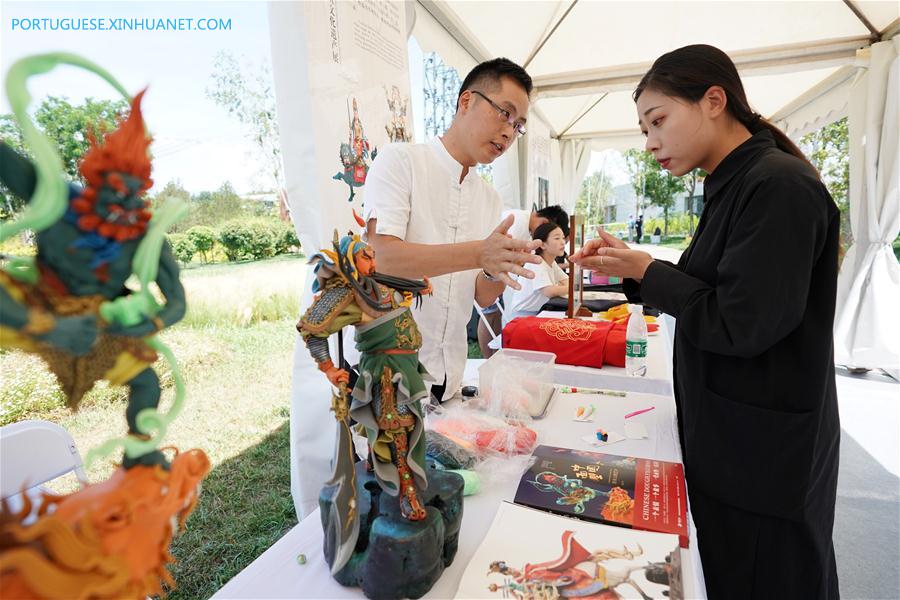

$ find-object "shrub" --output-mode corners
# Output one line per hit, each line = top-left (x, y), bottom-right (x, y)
(273, 221), (300, 256)
(168, 233), (196, 265)
(187, 226), (216, 263)
(218, 219), (276, 261)
(643, 213), (699, 237)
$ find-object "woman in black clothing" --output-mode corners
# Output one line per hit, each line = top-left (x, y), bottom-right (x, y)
(572, 45), (840, 599)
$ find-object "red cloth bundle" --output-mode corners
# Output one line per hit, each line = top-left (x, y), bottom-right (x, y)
(502, 316), (657, 368)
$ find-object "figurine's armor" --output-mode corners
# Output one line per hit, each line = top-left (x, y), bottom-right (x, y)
(298, 275), (430, 521)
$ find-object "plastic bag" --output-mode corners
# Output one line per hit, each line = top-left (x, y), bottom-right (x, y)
(425, 403), (538, 485)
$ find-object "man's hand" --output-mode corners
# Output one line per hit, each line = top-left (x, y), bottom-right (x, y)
(421, 276), (433, 296)
(480, 214), (542, 290)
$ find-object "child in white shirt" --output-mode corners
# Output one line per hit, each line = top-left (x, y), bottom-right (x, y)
(509, 223), (569, 319)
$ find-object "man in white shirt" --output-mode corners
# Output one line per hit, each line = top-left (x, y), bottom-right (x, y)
(502, 205), (569, 243)
(365, 58), (539, 402)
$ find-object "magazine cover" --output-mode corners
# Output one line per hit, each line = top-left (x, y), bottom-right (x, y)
(514, 445), (689, 547)
(455, 502), (683, 600)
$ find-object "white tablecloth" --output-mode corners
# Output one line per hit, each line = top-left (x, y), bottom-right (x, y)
(533, 310), (673, 396)
(215, 326), (707, 599)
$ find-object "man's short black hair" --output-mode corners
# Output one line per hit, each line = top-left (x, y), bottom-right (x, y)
(536, 204), (570, 238)
(457, 58), (532, 109)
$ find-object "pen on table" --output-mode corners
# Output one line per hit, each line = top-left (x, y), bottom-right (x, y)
(624, 406), (656, 419)
(560, 386), (626, 397)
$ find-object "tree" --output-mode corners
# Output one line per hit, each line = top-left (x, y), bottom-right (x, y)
(623, 149), (651, 217)
(0, 118), (27, 219)
(33, 97), (129, 180)
(149, 180), (192, 231)
(0, 96), (127, 218)
(152, 180), (192, 208)
(189, 182), (244, 230)
(681, 169), (707, 235)
(624, 149), (686, 237)
(575, 171), (613, 226)
(152, 181), (246, 233)
(207, 52), (284, 203)
(800, 118), (850, 247)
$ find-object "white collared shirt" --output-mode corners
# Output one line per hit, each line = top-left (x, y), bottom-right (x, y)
(502, 208), (531, 242)
(500, 208), (531, 324)
(364, 137), (502, 400)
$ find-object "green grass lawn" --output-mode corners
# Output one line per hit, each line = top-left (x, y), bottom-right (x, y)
(0, 255), (307, 599)
(656, 237), (692, 251)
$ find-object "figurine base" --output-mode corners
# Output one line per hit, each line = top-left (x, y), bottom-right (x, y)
(319, 462), (464, 599)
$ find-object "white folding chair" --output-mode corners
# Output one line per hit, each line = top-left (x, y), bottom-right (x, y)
(474, 300), (505, 351)
(0, 420), (88, 505)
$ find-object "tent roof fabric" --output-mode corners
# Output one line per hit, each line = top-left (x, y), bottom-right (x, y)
(413, 0), (899, 149)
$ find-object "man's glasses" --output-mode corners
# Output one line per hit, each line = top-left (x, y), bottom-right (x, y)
(470, 90), (527, 137)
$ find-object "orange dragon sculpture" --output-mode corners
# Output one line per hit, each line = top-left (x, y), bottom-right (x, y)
(0, 449), (209, 599)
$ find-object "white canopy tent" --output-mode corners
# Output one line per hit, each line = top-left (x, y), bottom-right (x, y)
(273, 1), (898, 519)
(410, 0), (899, 368)
(413, 1), (896, 210)
(834, 36), (899, 369)
(413, 1), (897, 143)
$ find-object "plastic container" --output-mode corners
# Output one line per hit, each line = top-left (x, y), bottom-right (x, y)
(589, 272), (622, 285)
(625, 304), (648, 377)
(478, 348), (557, 418)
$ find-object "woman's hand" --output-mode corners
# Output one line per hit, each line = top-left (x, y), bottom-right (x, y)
(571, 228), (630, 259)
(570, 228), (654, 281)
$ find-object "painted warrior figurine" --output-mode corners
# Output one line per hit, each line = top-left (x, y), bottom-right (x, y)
(298, 230), (432, 521)
(0, 54), (209, 600)
(0, 90), (185, 469)
(333, 97), (376, 202)
(384, 85), (411, 143)
(349, 97), (370, 176)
